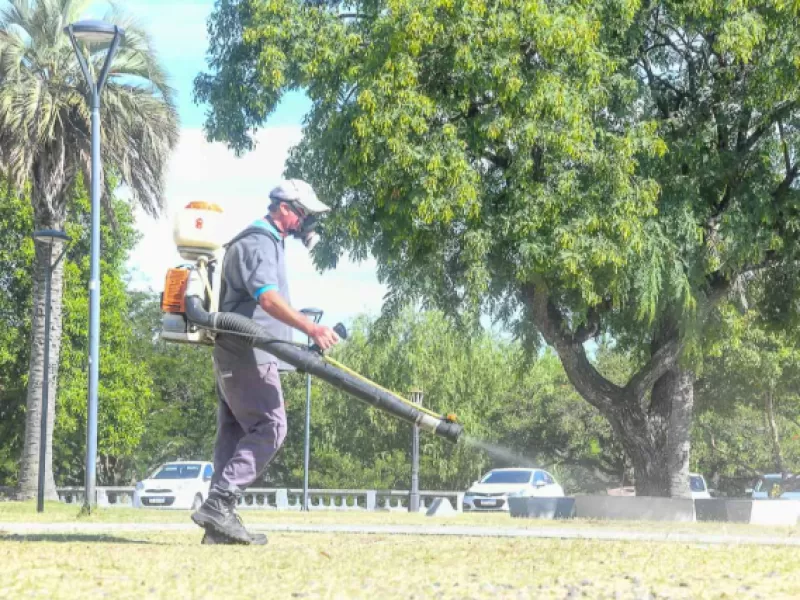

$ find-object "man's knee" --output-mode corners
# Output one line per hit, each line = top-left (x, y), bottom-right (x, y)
(250, 416), (287, 450)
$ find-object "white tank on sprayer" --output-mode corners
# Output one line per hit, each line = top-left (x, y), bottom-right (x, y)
(160, 201), (226, 345)
(173, 201), (225, 261)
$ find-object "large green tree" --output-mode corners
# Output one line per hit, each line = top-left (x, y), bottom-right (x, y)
(0, 0), (179, 498)
(196, 0), (800, 496)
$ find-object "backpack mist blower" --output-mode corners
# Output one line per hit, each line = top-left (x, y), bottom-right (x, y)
(158, 202), (463, 444)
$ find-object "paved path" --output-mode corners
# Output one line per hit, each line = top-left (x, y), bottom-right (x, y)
(2, 522), (799, 546)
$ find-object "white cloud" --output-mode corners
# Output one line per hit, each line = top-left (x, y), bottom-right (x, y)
(127, 127), (388, 331)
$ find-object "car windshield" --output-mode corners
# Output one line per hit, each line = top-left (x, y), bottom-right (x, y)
(689, 476), (706, 491)
(755, 478), (780, 493)
(480, 470), (533, 484)
(756, 476), (799, 495)
(152, 464), (201, 480)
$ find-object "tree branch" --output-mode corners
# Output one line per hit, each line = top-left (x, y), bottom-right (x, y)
(624, 336), (684, 401)
(736, 106), (752, 152)
(522, 283), (624, 413)
(574, 300), (612, 343)
(743, 101), (799, 154)
(772, 162), (799, 201)
(778, 120), (792, 177)
(484, 151), (510, 169)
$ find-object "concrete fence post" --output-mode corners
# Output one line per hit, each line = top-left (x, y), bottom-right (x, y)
(275, 488), (289, 510)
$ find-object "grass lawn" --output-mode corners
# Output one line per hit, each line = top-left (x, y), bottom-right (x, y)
(1, 528), (798, 599)
(1, 502), (799, 598)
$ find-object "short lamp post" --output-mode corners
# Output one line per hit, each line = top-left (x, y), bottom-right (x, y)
(63, 19), (124, 512)
(409, 389), (423, 513)
(300, 308), (324, 511)
(32, 229), (72, 513)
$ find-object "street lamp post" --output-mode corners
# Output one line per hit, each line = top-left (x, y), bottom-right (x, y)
(63, 20), (124, 512)
(32, 230), (71, 513)
(300, 308), (324, 511)
(409, 390), (423, 513)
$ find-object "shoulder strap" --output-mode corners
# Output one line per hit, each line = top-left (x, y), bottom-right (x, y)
(219, 227), (282, 315)
(223, 226), (281, 250)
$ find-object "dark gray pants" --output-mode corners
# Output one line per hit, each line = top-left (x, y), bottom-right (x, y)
(211, 360), (287, 491)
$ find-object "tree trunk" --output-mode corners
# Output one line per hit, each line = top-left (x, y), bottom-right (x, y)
(16, 218), (67, 501)
(524, 285), (694, 498)
(666, 368), (693, 498)
(765, 386), (784, 475)
(624, 368), (693, 497)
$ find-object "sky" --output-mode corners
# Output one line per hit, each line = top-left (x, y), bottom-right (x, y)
(79, 0), (389, 331)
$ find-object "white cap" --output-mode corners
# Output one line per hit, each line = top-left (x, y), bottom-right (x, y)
(268, 179), (330, 214)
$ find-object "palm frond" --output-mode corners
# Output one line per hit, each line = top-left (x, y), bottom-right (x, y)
(0, 0), (179, 223)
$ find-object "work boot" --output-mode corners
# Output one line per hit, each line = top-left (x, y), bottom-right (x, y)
(191, 484), (251, 544)
(201, 520), (267, 545)
(200, 508), (267, 545)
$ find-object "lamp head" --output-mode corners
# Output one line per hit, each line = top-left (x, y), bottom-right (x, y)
(64, 20), (124, 45)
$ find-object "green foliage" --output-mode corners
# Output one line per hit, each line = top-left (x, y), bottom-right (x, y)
(265, 310), (623, 492)
(0, 176), (155, 487)
(127, 292), (219, 480)
(290, 310), (512, 489)
(197, 0), (800, 351)
(54, 186), (155, 485)
(695, 298), (800, 488)
(197, 0), (800, 493)
(196, 0), (661, 330)
(0, 0), (179, 494)
(492, 348), (627, 491)
(0, 183), (34, 483)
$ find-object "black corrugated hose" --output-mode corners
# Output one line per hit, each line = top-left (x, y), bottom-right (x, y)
(183, 295), (463, 443)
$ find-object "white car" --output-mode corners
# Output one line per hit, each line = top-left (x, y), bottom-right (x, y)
(133, 461), (214, 509)
(462, 468), (565, 512)
(689, 472), (712, 499)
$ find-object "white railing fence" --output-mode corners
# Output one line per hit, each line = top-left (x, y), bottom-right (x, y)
(55, 487), (465, 512)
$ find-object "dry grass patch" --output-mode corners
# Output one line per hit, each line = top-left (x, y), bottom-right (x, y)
(1, 530), (798, 599)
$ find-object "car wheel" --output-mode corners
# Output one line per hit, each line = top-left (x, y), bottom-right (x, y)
(191, 494), (203, 511)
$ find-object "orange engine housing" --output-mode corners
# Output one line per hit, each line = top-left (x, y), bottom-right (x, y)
(162, 268), (190, 313)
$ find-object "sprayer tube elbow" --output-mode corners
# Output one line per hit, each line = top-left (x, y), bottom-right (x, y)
(184, 295), (463, 444)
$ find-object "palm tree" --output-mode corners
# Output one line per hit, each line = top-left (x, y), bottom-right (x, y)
(0, 0), (179, 500)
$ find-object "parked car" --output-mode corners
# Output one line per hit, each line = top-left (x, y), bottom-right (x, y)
(606, 473), (712, 498)
(462, 468), (564, 512)
(133, 461), (214, 509)
(750, 473), (800, 500)
(689, 473), (712, 499)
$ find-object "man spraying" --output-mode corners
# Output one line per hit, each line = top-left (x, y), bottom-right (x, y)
(191, 179), (340, 545)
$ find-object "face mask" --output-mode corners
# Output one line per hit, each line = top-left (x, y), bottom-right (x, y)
(290, 214), (321, 250)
